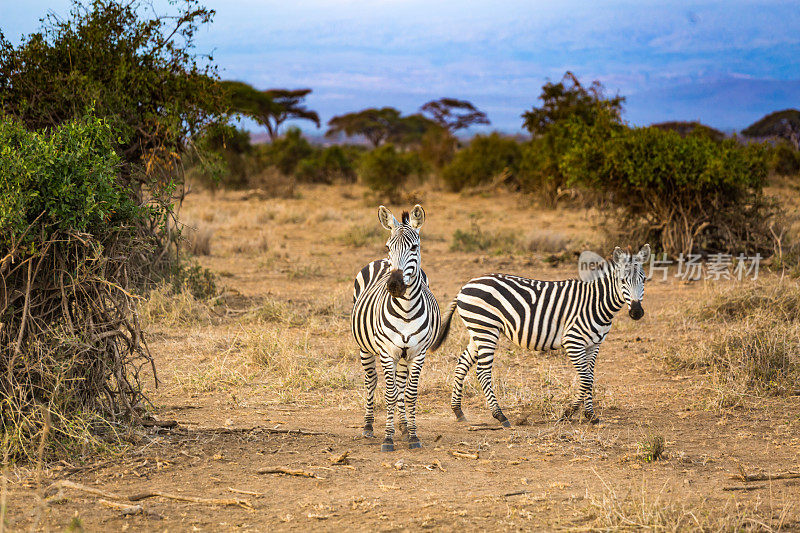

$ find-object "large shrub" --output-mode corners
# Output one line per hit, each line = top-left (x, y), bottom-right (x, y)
(260, 126), (313, 176)
(441, 133), (521, 191)
(518, 73), (625, 203)
(296, 145), (358, 184)
(560, 122), (772, 256)
(358, 143), (418, 198)
(769, 141), (800, 176)
(1, 114), (152, 459)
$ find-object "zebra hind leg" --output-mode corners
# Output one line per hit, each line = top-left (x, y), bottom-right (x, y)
(451, 342), (478, 423)
(396, 359), (410, 438)
(474, 336), (510, 427)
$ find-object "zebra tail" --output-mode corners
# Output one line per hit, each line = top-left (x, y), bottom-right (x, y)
(430, 297), (458, 352)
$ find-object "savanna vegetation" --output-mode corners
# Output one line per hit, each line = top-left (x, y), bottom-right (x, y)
(2, 0), (800, 530)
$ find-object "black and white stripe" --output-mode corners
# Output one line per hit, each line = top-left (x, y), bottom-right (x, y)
(351, 205), (440, 451)
(431, 245), (650, 426)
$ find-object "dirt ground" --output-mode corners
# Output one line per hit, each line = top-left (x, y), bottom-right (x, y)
(4, 183), (800, 531)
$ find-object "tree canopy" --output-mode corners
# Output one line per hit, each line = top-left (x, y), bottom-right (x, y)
(420, 98), (490, 132)
(522, 71), (624, 136)
(0, 0), (226, 186)
(221, 80), (319, 140)
(326, 107), (436, 147)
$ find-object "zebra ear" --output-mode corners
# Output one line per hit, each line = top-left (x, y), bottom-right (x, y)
(378, 205), (398, 231)
(612, 246), (626, 265)
(409, 204), (425, 229)
(635, 244), (651, 264)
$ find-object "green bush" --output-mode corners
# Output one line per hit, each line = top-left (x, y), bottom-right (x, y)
(358, 143), (418, 198)
(1, 113), (152, 460)
(441, 133), (521, 191)
(560, 122), (773, 255)
(260, 127), (313, 175)
(193, 124), (254, 189)
(0, 113), (140, 251)
(770, 141), (800, 176)
(296, 145), (357, 183)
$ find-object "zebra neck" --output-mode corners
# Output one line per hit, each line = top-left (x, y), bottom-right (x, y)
(388, 274), (423, 305)
(593, 272), (626, 321)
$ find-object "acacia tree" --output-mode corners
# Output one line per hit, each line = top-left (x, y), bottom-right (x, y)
(522, 71), (624, 136)
(326, 107), (402, 147)
(222, 81), (320, 140)
(420, 98), (490, 132)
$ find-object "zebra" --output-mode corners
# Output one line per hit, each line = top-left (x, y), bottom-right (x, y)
(351, 205), (441, 451)
(430, 244), (650, 426)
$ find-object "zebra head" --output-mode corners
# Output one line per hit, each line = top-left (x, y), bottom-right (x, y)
(378, 204), (425, 298)
(611, 244), (651, 320)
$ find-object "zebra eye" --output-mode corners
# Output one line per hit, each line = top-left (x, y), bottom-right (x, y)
(410, 244), (419, 252)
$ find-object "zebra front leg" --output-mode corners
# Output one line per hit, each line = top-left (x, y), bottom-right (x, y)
(564, 342), (600, 424)
(451, 342), (478, 423)
(474, 336), (510, 427)
(396, 358), (410, 438)
(404, 354), (426, 449)
(360, 350), (377, 438)
(582, 344), (601, 424)
(380, 354), (398, 452)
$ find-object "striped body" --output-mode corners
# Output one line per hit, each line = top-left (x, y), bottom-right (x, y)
(352, 259), (438, 358)
(351, 205), (440, 450)
(434, 245), (649, 426)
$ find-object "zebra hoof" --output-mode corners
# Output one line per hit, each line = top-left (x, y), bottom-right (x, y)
(381, 439), (394, 452)
(494, 412), (511, 427)
(408, 437), (421, 450)
(453, 408), (467, 423)
(363, 424), (374, 438)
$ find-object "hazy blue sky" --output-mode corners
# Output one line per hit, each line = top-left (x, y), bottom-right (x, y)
(2, 0), (799, 133)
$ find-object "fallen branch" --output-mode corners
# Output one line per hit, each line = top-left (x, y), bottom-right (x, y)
(257, 467), (323, 479)
(46, 480), (250, 508)
(467, 426), (504, 432)
(192, 426), (323, 436)
(733, 465), (800, 482)
(228, 487), (264, 497)
(450, 450), (479, 460)
(99, 499), (143, 516)
(141, 419), (178, 429)
(128, 491), (249, 507)
(723, 485), (765, 492)
(504, 490), (531, 497)
(330, 451), (350, 465)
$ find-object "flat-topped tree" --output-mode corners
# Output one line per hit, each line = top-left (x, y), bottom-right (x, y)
(326, 107), (402, 147)
(420, 98), (490, 132)
(742, 109), (800, 149)
(221, 81), (320, 140)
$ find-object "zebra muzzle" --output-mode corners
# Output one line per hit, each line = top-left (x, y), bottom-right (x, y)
(629, 300), (644, 320)
(387, 269), (407, 297)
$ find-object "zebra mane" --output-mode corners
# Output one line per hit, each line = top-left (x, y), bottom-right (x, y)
(401, 211), (410, 224)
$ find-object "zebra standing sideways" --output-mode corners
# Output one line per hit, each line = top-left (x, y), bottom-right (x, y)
(351, 205), (440, 451)
(430, 244), (650, 426)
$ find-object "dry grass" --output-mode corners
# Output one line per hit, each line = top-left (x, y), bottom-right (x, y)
(522, 229), (570, 254)
(663, 279), (800, 400)
(338, 224), (384, 248)
(138, 285), (213, 329)
(450, 224), (519, 254)
(184, 222), (213, 256)
(586, 481), (792, 531)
